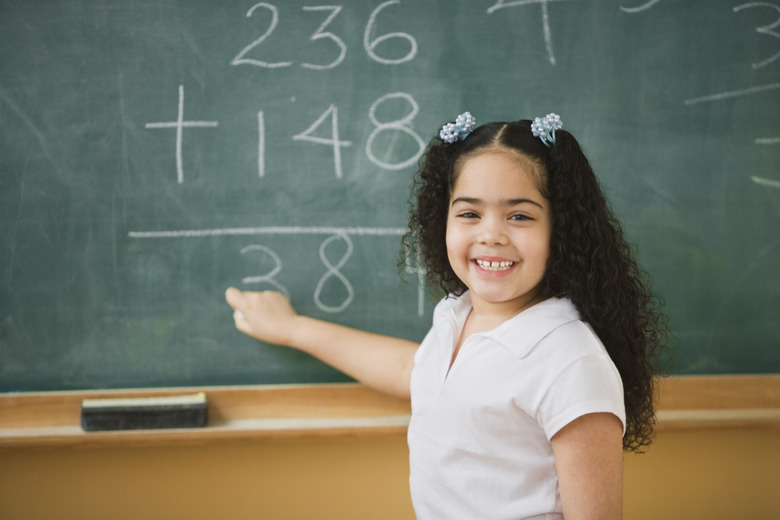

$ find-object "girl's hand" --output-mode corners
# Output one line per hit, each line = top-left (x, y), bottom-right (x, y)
(225, 287), (298, 346)
(226, 287), (418, 399)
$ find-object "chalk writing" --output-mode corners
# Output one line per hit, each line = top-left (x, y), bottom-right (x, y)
(301, 6), (347, 70)
(292, 104), (353, 179)
(363, 1), (418, 65)
(231, 3), (292, 68)
(684, 4), (780, 186)
(129, 226), (422, 315)
(752, 176), (780, 188)
(128, 226), (406, 239)
(257, 111), (266, 178)
(242, 235), (355, 313)
(314, 232), (355, 313)
(241, 244), (290, 298)
(152, 90), (422, 182)
(733, 2), (780, 69)
(620, 0), (663, 14)
(486, 0), (573, 66)
(144, 85), (219, 184)
(683, 82), (780, 105)
(365, 92), (425, 171)
(231, 1), (416, 69)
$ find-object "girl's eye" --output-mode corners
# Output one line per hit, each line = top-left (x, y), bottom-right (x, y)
(510, 213), (532, 221)
(457, 211), (479, 219)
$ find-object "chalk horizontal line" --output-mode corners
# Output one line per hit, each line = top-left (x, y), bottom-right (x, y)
(128, 226), (408, 239)
(756, 137), (780, 145)
(751, 176), (780, 189)
(145, 121), (219, 128)
(684, 82), (780, 105)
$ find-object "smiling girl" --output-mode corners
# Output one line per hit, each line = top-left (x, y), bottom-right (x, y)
(226, 113), (668, 519)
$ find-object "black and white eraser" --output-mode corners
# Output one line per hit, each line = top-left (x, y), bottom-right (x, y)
(81, 392), (208, 431)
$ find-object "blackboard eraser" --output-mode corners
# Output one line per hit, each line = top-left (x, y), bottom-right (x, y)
(81, 392), (208, 431)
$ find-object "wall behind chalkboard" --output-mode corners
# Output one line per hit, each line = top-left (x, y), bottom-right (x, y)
(1, 0), (778, 392)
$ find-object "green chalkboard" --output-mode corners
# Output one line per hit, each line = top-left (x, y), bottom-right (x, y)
(1, 0), (778, 392)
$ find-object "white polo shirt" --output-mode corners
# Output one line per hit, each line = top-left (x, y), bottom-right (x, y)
(408, 293), (625, 520)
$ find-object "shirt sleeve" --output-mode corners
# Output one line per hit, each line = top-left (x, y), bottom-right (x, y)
(537, 352), (626, 441)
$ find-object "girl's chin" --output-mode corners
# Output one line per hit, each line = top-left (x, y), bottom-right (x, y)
(469, 289), (524, 306)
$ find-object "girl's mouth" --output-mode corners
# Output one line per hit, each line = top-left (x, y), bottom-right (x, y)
(475, 259), (515, 271)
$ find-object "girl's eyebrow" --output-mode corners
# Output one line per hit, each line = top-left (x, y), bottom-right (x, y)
(451, 196), (545, 209)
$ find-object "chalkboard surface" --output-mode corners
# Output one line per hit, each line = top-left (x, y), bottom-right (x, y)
(1, 0), (778, 392)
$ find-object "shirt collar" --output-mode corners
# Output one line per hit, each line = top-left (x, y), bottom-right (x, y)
(435, 292), (582, 359)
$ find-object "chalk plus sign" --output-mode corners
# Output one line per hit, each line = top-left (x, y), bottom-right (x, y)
(145, 84), (218, 184)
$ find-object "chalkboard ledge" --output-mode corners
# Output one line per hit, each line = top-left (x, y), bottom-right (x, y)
(1, 376), (779, 449)
(0, 383), (411, 449)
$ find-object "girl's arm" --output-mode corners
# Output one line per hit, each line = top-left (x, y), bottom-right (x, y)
(551, 412), (624, 520)
(225, 287), (418, 399)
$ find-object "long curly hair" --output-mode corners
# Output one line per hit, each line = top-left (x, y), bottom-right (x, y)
(402, 119), (669, 452)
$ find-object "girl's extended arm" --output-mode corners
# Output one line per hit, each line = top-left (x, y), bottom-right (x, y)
(551, 412), (624, 520)
(225, 287), (418, 399)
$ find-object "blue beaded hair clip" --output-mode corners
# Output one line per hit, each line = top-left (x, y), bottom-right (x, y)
(440, 112), (476, 143)
(531, 113), (562, 147)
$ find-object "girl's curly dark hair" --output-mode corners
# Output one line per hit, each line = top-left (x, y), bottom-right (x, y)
(402, 120), (669, 452)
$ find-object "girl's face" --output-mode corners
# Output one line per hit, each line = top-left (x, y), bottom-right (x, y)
(445, 150), (552, 317)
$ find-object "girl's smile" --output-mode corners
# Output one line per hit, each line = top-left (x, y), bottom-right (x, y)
(474, 258), (515, 271)
(445, 150), (552, 320)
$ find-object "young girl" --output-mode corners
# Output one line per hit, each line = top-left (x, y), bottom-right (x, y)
(226, 113), (668, 519)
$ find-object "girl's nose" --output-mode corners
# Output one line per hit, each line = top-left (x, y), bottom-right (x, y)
(477, 220), (509, 246)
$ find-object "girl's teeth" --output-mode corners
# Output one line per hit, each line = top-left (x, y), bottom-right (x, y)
(476, 259), (514, 271)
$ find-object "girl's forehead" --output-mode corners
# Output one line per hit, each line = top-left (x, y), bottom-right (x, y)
(452, 149), (545, 193)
